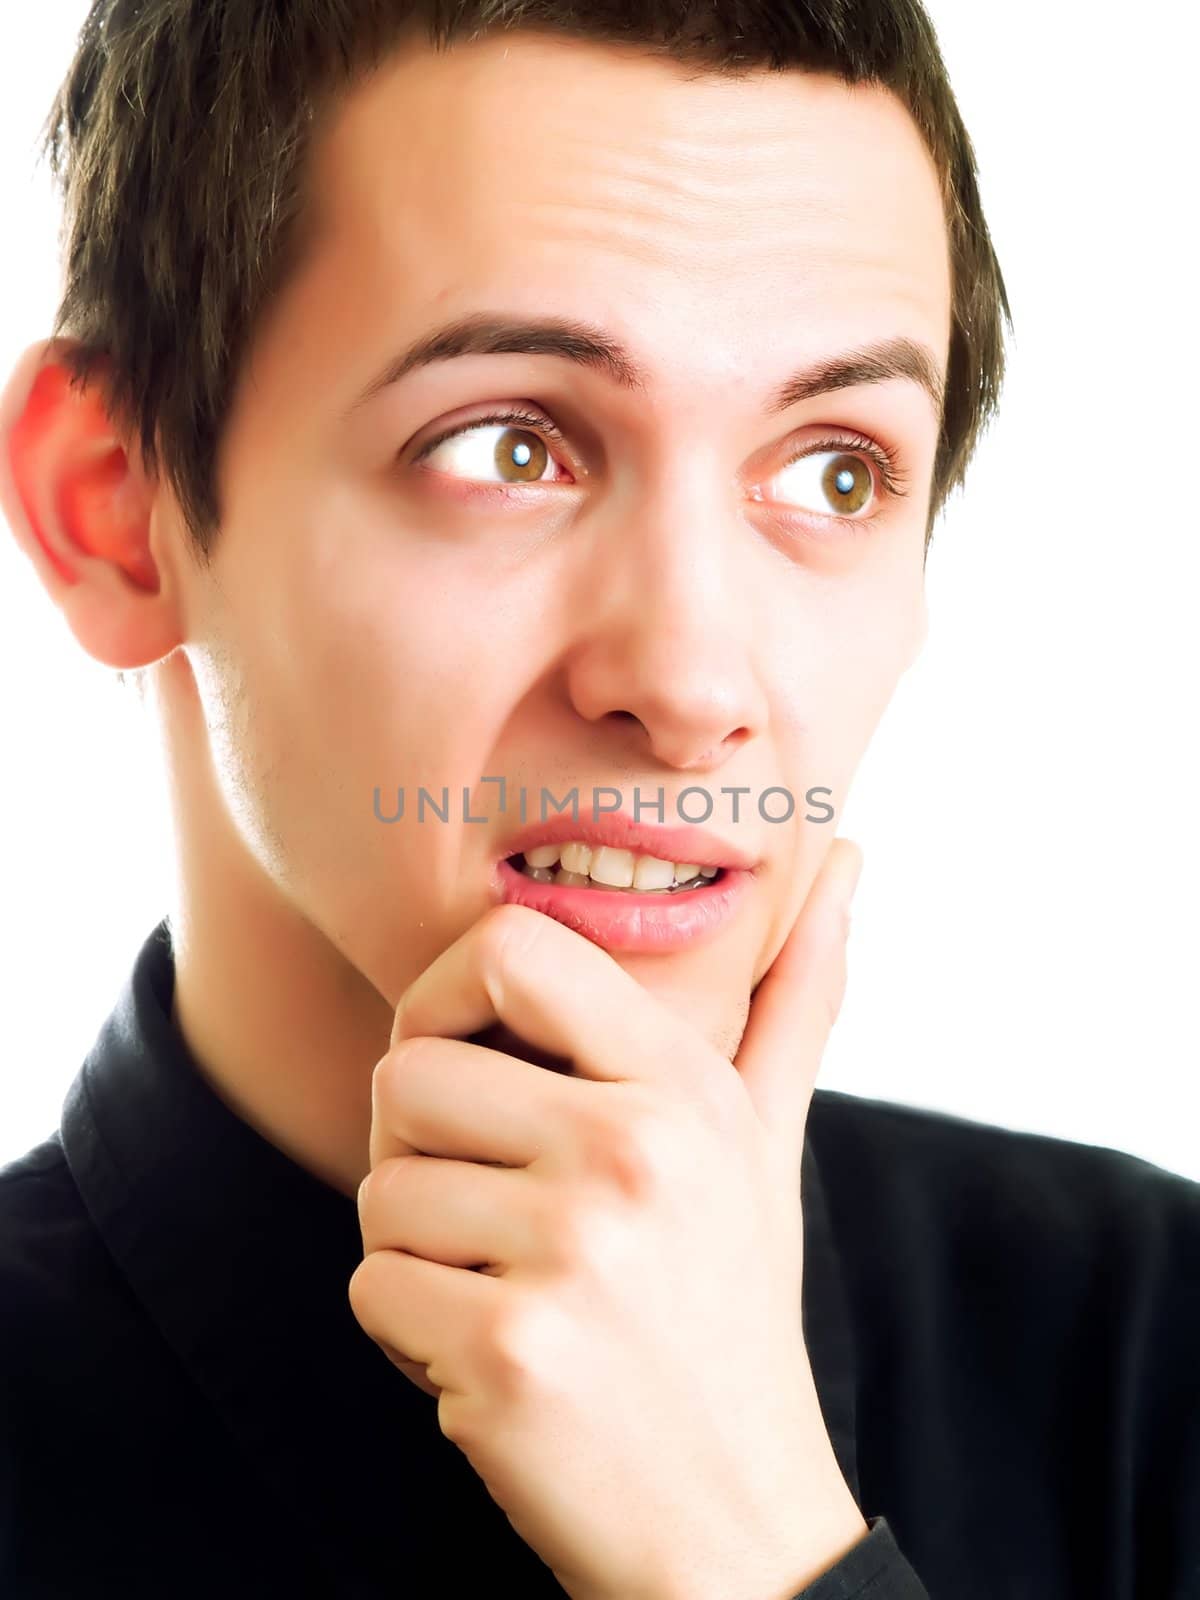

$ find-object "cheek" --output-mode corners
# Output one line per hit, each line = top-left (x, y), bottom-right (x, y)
(233, 504), (494, 764)
(208, 512), (551, 890)
(823, 560), (924, 697)
(766, 579), (922, 815)
(781, 606), (917, 723)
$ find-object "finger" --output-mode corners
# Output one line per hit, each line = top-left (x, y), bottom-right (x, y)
(370, 1034), (574, 1169)
(358, 1153), (537, 1270)
(392, 903), (685, 1090)
(735, 838), (862, 1130)
(348, 1247), (495, 1396)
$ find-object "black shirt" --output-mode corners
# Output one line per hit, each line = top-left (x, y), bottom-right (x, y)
(2, 919), (1198, 1598)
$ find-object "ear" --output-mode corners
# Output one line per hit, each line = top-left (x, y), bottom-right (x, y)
(0, 337), (184, 671)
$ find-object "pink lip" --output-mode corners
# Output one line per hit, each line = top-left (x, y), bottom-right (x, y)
(496, 806), (760, 872)
(494, 855), (753, 953)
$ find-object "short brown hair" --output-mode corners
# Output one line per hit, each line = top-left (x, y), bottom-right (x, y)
(38, 0), (1012, 568)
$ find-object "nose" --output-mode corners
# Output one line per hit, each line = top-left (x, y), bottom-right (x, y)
(562, 473), (769, 772)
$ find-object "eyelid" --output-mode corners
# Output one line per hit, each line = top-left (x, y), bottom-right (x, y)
(788, 430), (908, 496)
(409, 405), (572, 470)
(408, 403), (910, 516)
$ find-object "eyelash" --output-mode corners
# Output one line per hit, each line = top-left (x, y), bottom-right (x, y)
(410, 405), (911, 527)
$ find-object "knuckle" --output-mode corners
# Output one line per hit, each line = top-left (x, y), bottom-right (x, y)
(374, 1035), (440, 1107)
(543, 1195), (619, 1276)
(625, 1107), (680, 1190)
(579, 1091), (677, 1203)
(436, 1390), (475, 1448)
(572, 1100), (624, 1174)
(359, 1154), (411, 1214)
(473, 1297), (553, 1399)
(356, 1166), (378, 1216)
(607, 1131), (661, 1203)
(346, 1251), (386, 1322)
(388, 1033), (438, 1075)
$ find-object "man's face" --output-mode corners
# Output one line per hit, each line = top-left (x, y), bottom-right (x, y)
(179, 31), (950, 1056)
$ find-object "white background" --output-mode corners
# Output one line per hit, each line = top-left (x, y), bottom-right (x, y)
(2, 3), (1197, 1178)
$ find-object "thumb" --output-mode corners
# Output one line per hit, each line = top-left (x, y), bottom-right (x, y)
(735, 837), (863, 1144)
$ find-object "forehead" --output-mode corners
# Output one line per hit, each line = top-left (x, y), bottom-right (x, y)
(268, 31), (951, 413)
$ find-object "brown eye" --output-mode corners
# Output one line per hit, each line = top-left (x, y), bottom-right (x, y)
(821, 454), (873, 515)
(493, 428), (549, 483)
(771, 449), (877, 519)
(414, 416), (560, 485)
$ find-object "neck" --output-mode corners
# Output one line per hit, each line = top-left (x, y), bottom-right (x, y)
(154, 656), (394, 1202)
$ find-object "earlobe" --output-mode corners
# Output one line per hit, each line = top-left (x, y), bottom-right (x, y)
(0, 339), (183, 671)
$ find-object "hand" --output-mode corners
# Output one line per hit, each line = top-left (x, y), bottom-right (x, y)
(349, 837), (867, 1600)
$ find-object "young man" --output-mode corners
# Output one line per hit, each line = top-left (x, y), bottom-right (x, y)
(1, 3), (1196, 1596)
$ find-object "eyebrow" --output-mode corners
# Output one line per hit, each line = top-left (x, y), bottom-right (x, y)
(342, 312), (946, 428)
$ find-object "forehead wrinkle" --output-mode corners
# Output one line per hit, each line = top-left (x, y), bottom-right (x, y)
(291, 37), (951, 445)
(324, 41), (944, 256)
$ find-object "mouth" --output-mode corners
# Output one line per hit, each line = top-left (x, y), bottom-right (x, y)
(508, 843), (725, 895)
(495, 847), (751, 953)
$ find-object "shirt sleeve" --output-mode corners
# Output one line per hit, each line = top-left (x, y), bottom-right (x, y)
(789, 1517), (928, 1599)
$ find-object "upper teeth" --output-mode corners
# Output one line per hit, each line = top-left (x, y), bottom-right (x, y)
(521, 842), (720, 889)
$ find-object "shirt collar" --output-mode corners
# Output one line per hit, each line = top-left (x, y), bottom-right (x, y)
(59, 918), (860, 1587)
